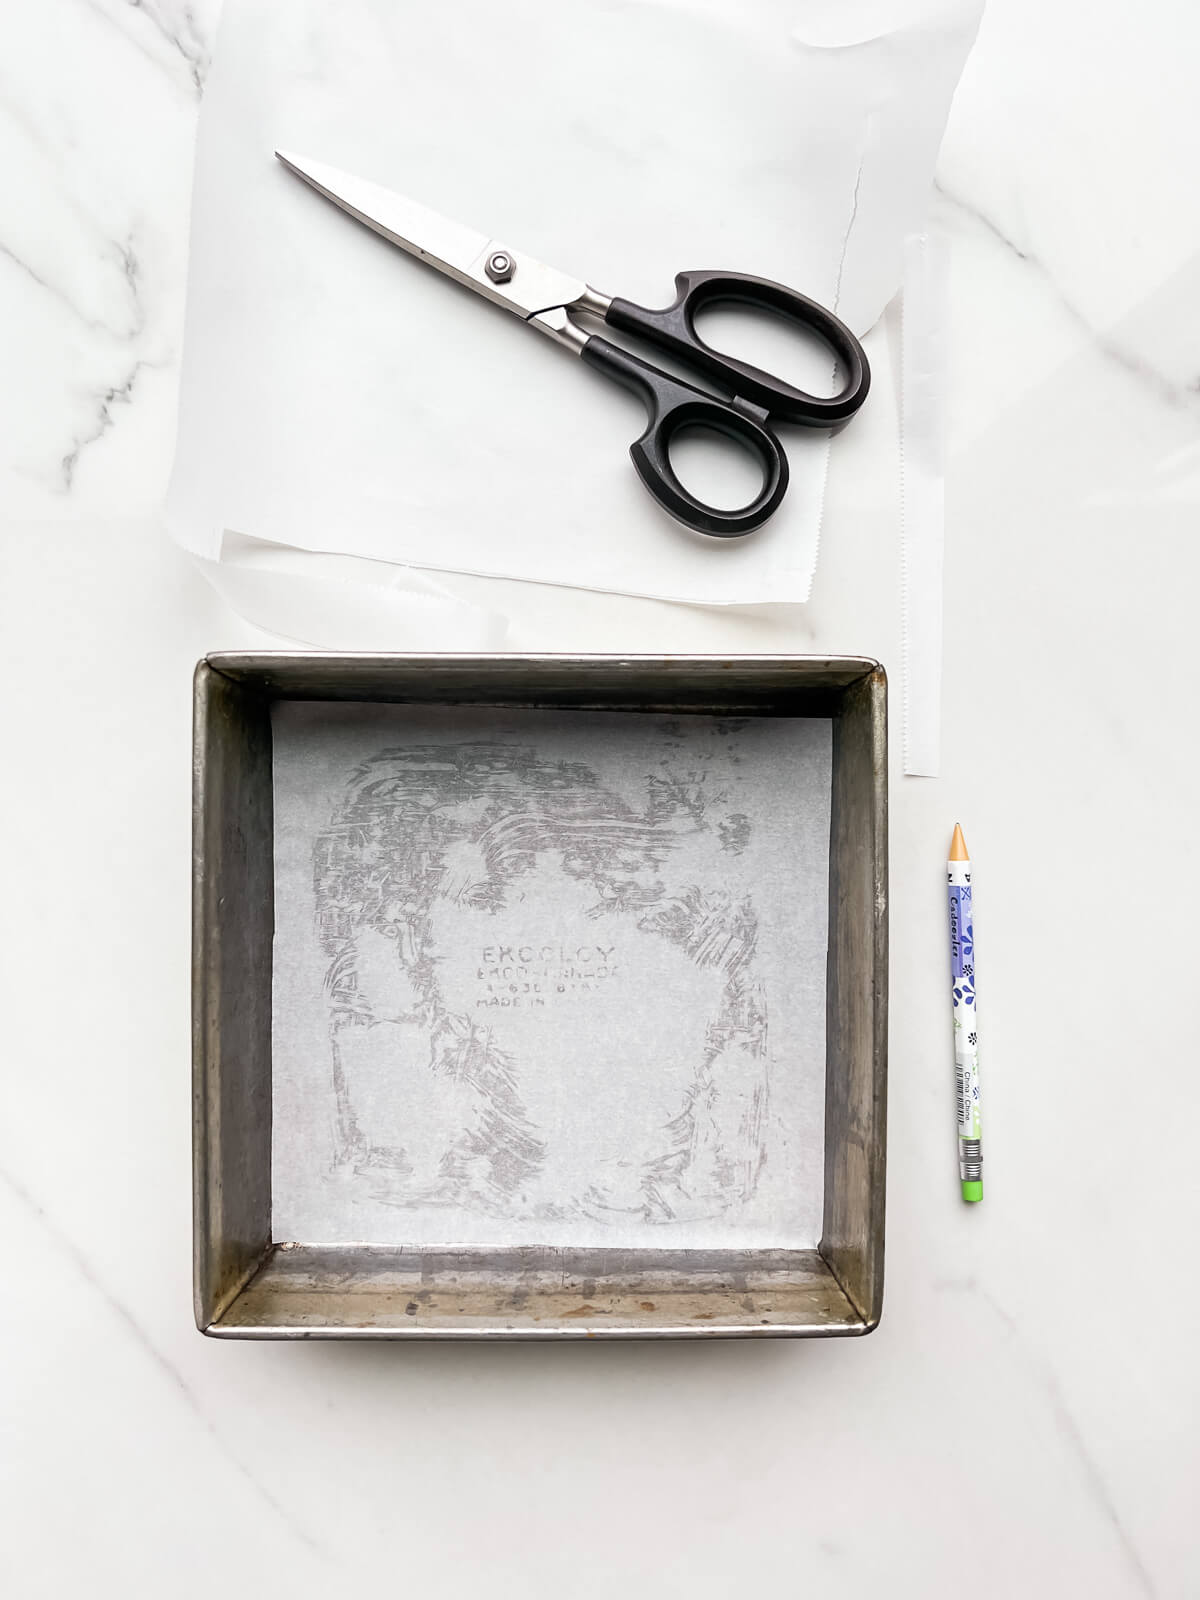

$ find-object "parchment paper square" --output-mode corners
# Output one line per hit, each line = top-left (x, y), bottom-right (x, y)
(271, 702), (831, 1249)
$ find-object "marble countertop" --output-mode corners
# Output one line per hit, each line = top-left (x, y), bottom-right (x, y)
(2, 2), (1197, 1595)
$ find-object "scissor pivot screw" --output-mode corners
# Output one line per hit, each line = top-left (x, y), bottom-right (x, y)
(485, 250), (514, 284)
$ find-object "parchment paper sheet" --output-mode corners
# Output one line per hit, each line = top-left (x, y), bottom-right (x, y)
(169, 0), (982, 613)
(271, 703), (832, 1249)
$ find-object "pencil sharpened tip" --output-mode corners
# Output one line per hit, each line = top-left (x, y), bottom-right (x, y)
(949, 822), (969, 861)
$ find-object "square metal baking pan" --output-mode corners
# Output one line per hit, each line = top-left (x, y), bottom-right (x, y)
(193, 653), (887, 1338)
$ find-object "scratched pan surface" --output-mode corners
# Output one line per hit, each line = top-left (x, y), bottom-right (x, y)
(193, 654), (887, 1338)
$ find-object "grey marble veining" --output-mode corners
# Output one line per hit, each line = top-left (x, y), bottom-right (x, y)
(0, 0), (222, 510)
(2, 1), (1197, 1594)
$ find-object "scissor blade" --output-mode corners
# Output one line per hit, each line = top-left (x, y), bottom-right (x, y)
(275, 150), (589, 320)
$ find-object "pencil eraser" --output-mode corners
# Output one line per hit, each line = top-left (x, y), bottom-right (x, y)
(961, 1180), (983, 1204)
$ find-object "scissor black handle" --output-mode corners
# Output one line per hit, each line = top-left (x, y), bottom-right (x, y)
(581, 337), (788, 537)
(605, 269), (869, 426)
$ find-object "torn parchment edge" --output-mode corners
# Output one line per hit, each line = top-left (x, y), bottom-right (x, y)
(192, 530), (509, 650)
(898, 229), (949, 777)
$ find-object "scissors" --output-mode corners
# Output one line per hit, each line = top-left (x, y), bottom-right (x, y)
(276, 151), (870, 538)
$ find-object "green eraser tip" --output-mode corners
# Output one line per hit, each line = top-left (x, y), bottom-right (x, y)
(961, 1180), (983, 1203)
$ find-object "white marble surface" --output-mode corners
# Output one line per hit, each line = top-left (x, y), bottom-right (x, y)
(2, 2), (1198, 1595)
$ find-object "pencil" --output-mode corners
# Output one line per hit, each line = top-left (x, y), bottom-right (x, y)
(949, 824), (982, 1202)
